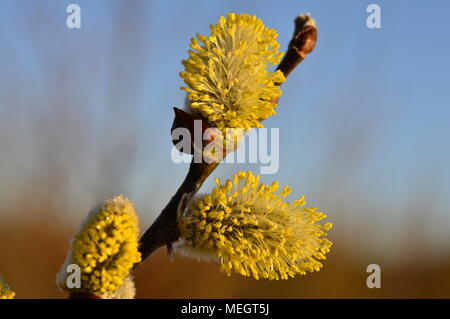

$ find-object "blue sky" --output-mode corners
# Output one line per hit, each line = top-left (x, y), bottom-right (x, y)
(0, 0), (449, 257)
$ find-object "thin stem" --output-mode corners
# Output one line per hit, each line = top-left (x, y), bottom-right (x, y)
(277, 14), (317, 79)
(138, 160), (218, 263)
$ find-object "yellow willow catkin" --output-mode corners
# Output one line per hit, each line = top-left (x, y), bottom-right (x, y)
(178, 171), (332, 280)
(57, 195), (141, 297)
(180, 13), (285, 131)
(0, 276), (15, 299)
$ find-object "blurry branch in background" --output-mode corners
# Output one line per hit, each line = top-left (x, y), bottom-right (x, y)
(137, 13), (318, 264)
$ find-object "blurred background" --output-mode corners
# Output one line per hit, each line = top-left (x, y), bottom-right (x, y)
(1, 0), (449, 298)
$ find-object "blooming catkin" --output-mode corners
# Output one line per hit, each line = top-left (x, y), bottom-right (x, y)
(177, 171), (332, 280)
(0, 276), (15, 299)
(180, 13), (285, 131)
(57, 195), (141, 298)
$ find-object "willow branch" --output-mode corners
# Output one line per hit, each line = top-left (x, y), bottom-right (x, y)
(136, 13), (317, 266)
(138, 160), (218, 263)
(277, 14), (317, 78)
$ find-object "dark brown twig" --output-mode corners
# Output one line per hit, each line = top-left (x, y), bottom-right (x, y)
(277, 14), (317, 79)
(138, 160), (218, 263)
